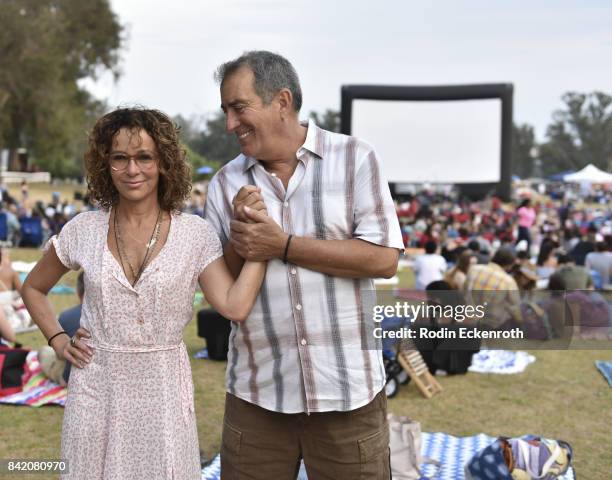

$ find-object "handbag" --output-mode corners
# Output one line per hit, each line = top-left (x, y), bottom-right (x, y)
(388, 413), (440, 480)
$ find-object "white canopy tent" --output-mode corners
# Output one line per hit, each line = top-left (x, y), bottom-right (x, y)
(563, 164), (612, 183)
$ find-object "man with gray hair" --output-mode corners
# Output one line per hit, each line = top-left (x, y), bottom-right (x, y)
(205, 50), (403, 479)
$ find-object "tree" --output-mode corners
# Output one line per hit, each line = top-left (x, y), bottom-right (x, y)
(511, 123), (537, 178)
(173, 114), (219, 174)
(539, 91), (612, 175)
(187, 111), (240, 166)
(309, 109), (340, 133)
(0, 0), (122, 177)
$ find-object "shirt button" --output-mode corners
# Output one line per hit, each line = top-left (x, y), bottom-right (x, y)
(300, 338), (307, 346)
(271, 172), (277, 177)
(290, 268), (297, 275)
(283, 202), (289, 207)
(295, 304), (302, 311)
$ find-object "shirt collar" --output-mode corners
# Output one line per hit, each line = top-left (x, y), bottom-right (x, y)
(299, 118), (324, 159)
(242, 155), (257, 173)
(241, 118), (324, 173)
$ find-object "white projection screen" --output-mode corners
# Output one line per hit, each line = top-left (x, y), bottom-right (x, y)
(340, 85), (513, 199)
(352, 99), (501, 183)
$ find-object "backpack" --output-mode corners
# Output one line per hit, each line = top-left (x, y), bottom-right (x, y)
(465, 435), (573, 480)
(566, 291), (610, 338)
(521, 301), (553, 340)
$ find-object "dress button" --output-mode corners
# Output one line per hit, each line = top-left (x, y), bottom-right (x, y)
(290, 268), (297, 275)
(295, 304), (302, 311)
(300, 338), (307, 346)
(283, 202), (289, 207)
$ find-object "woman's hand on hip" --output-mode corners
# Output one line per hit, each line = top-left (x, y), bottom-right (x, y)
(55, 327), (93, 369)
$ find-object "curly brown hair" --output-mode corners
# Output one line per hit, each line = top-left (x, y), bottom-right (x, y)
(85, 107), (191, 212)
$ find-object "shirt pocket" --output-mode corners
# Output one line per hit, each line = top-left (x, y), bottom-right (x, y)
(301, 186), (351, 240)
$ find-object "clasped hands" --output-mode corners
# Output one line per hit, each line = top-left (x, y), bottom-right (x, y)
(230, 185), (288, 261)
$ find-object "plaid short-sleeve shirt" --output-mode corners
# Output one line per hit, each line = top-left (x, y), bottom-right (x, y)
(464, 262), (522, 328)
(205, 120), (404, 413)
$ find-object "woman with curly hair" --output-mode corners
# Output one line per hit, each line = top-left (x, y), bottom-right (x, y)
(22, 107), (267, 479)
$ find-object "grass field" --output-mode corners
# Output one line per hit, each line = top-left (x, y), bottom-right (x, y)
(0, 216), (611, 478)
(2, 252), (610, 479)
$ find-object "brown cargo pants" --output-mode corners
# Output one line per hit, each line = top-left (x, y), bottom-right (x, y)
(220, 390), (390, 480)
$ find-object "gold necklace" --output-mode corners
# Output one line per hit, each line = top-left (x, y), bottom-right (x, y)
(123, 227), (160, 248)
(114, 208), (162, 286)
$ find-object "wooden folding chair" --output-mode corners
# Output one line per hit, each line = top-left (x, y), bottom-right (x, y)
(397, 348), (443, 399)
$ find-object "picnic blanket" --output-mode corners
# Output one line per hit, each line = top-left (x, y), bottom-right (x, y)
(595, 360), (612, 386)
(0, 351), (67, 407)
(11, 261), (37, 273)
(194, 347), (210, 359)
(201, 432), (575, 480)
(201, 456), (221, 480)
(468, 350), (536, 374)
(18, 273), (75, 295)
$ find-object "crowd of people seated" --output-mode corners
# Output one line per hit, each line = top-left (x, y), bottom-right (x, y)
(0, 180), (210, 248)
(403, 186), (611, 342)
(398, 187), (611, 289)
(0, 183), (78, 248)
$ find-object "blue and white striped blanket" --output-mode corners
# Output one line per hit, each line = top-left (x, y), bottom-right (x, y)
(201, 456), (220, 480)
(202, 432), (575, 480)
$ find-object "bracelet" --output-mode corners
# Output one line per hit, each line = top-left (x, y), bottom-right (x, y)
(283, 234), (293, 264)
(47, 331), (69, 347)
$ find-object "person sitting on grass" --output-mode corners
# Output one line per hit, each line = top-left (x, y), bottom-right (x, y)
(414, 240), (447, 290)
(0, 248), (31, 333)
(555, 253), (593, 290)
(463, 247), (522, 330)
(0, 248), (22, 294)
(0, 308), (15, 345)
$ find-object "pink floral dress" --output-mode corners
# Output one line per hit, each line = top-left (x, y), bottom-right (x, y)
(49, 210), (222, 479)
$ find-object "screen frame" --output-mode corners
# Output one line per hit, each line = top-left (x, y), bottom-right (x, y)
(340, 84), (513, 200)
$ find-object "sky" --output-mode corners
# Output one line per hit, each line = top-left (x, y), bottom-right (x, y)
(83, 0), (612, 143)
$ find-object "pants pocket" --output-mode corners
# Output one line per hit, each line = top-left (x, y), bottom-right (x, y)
(221, 421), (242, 479)
(358, 426), (390, 480)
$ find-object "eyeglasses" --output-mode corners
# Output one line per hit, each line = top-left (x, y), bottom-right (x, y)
(109, 152), (157, 171)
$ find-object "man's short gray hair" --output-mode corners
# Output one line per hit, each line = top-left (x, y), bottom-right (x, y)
(215, 51), (303, 112)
